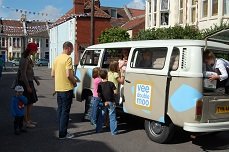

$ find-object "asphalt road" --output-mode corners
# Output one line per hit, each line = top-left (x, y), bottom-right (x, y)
(1, 66), (229, 152)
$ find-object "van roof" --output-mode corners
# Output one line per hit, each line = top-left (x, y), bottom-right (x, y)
(87, 39), (229, 50)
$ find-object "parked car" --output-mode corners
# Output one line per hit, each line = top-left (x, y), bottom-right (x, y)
(35, 58), (49, 66)
(11, 58), (20, 66)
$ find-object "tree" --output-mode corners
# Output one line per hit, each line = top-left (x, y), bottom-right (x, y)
(98, 27), (130, 43)
(134, 25), (202, 40)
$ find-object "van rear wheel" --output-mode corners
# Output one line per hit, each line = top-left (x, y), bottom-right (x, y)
(144, 119), (174, 144)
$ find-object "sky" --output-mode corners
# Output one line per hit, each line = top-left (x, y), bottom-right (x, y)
(0, 0), (145, 21)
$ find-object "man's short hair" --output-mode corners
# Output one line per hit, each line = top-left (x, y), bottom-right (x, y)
(63, 41), (73, 50)
(99, 69), (108, 79)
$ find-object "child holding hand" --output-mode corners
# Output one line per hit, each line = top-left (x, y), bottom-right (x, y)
(11, 85), (28, 135)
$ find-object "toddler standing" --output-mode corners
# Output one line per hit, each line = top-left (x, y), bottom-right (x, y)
(11, 85), (28, 135)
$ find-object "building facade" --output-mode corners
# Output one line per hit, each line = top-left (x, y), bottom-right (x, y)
(0, 16), (50, 61)
(145, 0), (229, 30)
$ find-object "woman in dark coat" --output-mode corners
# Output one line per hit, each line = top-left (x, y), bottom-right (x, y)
(19, 42), (40, 128)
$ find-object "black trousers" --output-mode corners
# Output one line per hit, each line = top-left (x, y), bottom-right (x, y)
(14, 116), (24, 130)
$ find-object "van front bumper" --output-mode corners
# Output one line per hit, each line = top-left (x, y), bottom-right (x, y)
(184, 121), (229, 132)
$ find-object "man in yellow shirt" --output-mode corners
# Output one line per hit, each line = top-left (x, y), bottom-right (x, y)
(51, 41), (78, 139)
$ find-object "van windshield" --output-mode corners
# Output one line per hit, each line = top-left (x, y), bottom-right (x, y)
(81, 50), (101, 66)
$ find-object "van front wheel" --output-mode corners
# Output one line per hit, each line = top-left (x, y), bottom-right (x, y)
(144, 119), (174, 144)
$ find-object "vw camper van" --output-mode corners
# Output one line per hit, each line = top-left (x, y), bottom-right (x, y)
(76, 39), (229, 143)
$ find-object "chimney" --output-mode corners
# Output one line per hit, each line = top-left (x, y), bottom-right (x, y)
(73, 0), (85, 14)
(95, 0), (100, 8)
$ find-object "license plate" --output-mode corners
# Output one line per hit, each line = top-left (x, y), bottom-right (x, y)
(216, 106), (229, 114)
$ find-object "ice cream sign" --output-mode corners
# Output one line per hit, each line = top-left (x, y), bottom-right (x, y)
(135, 84), (151, 107)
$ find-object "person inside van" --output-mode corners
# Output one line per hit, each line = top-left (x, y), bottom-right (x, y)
(119, 49), (130, 72)
(138, 50), (153, 68)
(203, 50), (229, 94)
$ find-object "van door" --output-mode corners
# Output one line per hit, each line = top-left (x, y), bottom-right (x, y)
(123, 47), (172, 123)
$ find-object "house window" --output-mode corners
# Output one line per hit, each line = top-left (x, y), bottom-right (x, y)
(0, 37), (5, 47)
(223, 0), (229, 15)
(179, 0), (183, 24)
(9, 38), (12, 46)
(160, 0), (169, 25)
(13, 38), (16, 48)
(153, 0), (157, 26)
(111, 9), (117, 18)
(191, 0), (196, 23)
(212, 0), (218, 16)
(46, 39), (49, 48)
(148, 0), (152, 27)
(17, 38), (20, 48)
(202, 0), (208, 18)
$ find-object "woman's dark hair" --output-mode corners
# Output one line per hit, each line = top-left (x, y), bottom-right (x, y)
(99, 69), (108, 79)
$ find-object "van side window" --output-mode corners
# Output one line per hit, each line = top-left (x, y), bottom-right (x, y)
(81, 50), (101, 66)
(169, 47), (180, 71)
(131, 47), (168, 69)
(102, 48), (130, 68)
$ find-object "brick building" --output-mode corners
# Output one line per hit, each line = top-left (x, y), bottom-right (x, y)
(49, 0), (111, 66)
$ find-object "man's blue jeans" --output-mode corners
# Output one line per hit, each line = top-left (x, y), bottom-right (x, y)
(90, 97), (101, 125)
(96, 102), (118, 135)
(57, 90), (73, 138)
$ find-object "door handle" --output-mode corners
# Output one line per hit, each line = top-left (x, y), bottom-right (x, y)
(125, 79), (131, 83)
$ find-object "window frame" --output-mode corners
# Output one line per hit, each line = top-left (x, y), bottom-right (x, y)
(201, 0), (209, 18)
(211, 0), (218, 16)
(130, 47), (168, 70)
(223, 0), (229, 15)
(80, 49), (101, 66)
(179, 0), (184, 24)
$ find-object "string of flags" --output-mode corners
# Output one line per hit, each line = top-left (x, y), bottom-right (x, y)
(1, 5), (52, 17)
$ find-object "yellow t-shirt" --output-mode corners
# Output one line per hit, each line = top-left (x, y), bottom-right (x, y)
(108, 71), (119, 94)
(53, 54), (74, 92)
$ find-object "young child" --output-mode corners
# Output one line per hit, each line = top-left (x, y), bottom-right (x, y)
(96, 69), (118, 135)
(108, 61), (125, 95)
(11, 85), (28, 135)
(90, 67), (102, 126)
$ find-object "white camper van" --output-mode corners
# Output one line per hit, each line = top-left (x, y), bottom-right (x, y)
(76, 39), (229, 143)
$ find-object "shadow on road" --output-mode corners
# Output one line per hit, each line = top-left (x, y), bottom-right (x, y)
(192, 132), (229, 151)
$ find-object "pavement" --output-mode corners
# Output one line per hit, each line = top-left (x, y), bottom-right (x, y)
(0, 66), (141, 152)
(1, 66), (229, 152)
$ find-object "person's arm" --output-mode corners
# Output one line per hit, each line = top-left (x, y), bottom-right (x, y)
(34, 76), (40, 86)
(66, 57), (78, 86)
(51, 60), (56, 78)
(18, 95), (28, 105)
(116, 72), (125, 85)
(210, 60), (228, 81)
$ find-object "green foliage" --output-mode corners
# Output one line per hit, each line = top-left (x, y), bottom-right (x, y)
(201, 21), (229, 39)
(134, 25), (202, 40)
(98, 27), (130, 43)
